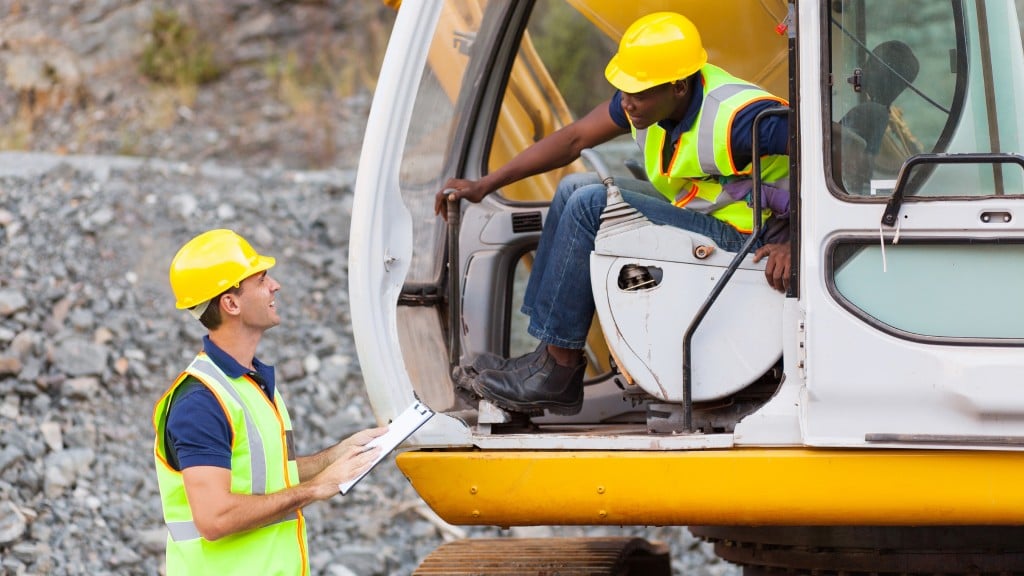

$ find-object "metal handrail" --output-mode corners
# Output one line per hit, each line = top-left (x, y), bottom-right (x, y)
(680, 106), (790, 431)
(446, 191), (462, 368)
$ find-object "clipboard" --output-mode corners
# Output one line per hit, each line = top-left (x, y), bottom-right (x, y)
(338, 400), (435, 495)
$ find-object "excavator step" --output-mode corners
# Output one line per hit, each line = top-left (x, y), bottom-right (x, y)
(413, 536), (671, 576)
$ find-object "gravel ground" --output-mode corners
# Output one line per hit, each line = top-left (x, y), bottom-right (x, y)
(0, 152), (740, 575)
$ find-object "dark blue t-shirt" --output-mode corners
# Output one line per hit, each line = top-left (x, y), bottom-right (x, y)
(608, 73), (788, 168)
(164, 335), (277, 471)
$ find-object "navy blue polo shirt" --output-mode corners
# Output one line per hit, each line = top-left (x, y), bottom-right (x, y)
(164, 335), (277, 471)
(608, 75), (789, 166)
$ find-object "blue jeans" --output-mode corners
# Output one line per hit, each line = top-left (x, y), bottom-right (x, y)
(521, 172), (760, 349)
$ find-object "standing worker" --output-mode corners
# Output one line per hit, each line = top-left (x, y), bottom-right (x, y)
(153, 229), (385, 575)
(436, 12), (792, 416)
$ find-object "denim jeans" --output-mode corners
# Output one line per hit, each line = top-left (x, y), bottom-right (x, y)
(521, 172), (760, 349)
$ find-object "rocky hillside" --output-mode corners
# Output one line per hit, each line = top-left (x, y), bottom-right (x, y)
(0, 0), (393, 170)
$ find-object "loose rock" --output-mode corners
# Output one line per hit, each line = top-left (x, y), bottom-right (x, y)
(0, 502), (27, 545)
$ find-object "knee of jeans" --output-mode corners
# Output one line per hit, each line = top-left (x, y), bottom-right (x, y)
(555, 173), (602, 204)
(563, 184), (608, 227)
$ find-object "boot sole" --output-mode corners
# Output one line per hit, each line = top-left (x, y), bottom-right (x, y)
(472, 382), (582, 417)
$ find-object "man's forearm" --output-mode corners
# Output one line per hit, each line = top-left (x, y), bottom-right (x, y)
(208, 484), (319, 539)
(479, 127), (584, 193)
(296, 447), (335, 482)
(184, 467), (329, 541)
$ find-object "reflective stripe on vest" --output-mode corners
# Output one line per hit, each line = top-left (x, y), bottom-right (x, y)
(191, 356), (268, 494)
(632, 64), (789, 232)
(166, 512), (299, 543)
(152, 353), (308, 575)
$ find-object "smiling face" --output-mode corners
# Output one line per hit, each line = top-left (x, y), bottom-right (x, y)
(231, 270), (281, 332)
(619, 80), (690, 130)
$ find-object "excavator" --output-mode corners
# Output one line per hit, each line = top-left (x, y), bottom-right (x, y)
(351, 1), (1024, 573)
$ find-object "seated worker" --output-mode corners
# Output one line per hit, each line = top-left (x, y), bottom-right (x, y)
(434, 12), (792, 416)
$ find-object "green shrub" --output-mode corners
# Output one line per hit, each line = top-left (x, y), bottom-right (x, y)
(139, 9), (222, 86)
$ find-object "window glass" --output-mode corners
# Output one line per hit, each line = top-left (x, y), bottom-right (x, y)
(398, 2), (486, 283)
(832, 243), (1024, 339)
(487, 1), (629, 203)
(831, 0), (1024, 198)
(490, 2), (621, 375)
(830, 0), (960, 195)
(1018, 0), (1024, 43)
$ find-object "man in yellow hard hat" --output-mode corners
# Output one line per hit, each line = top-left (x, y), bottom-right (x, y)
(435, 12), (792, 416)
(153, 229), (386, 575)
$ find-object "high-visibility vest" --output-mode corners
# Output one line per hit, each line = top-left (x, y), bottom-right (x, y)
(152, 353), (309, 576)
(633, 63), (789, 233)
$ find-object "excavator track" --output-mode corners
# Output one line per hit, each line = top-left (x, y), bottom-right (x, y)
(413, 537), (671, 576)
(691, 526), (1024, 575)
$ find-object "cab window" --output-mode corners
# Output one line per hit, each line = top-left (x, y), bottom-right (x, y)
(829, 0), (962, 196)
(487, 1), (628, 204)
(830, 0), (1024, 198)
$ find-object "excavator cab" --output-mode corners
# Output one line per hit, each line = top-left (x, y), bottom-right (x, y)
(353, 0), (795, 434)
(352, 1), (1024, 573)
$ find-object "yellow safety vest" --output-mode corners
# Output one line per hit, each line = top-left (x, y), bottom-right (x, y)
(633, 63), (789, 233)
(152, 353), (308, 575)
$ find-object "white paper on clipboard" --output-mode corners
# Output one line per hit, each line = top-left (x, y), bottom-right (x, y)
(338, 400), (434, 495)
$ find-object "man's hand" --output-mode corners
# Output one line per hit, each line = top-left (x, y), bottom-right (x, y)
(340, 426), (387, 449)
(298, 426), (387, 482)
(309, 444), (382, 500)
(329, 426), (387, 462)
(434, 178), (491, 220)
(753, 242), (791, 293)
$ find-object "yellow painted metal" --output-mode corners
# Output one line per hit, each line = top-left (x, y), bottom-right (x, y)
(487, 24), (582, 204)
(397, 449), (1024, 526)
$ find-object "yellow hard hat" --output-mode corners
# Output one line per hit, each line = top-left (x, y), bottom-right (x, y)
(169, 229), (275, 310)
(605, 12), (708, 94)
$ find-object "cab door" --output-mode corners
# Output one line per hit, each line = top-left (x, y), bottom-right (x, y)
(802, 0), (1024, 447)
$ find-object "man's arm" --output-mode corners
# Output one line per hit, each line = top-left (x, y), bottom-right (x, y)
(182, 442), (381, 541)
(434, 99), (629, 217)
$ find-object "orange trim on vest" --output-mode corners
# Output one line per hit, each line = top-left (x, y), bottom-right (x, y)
(296, 516), (309, 576)
(728, 222), (754, 234)
(725, 107), (742, 175)
(674, 183), (700, 207)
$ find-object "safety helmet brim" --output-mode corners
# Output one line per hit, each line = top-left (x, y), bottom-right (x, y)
(605, 51), (706, 94)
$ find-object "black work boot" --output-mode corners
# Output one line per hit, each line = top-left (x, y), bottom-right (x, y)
(471, 342), (546, 374)
(472, 346), (586, 416)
